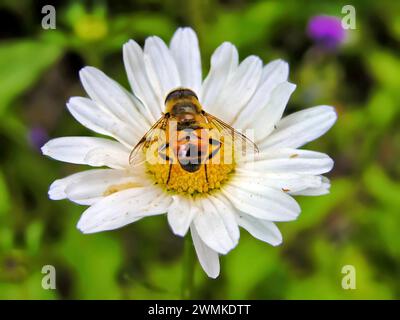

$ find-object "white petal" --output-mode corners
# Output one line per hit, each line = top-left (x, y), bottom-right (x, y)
(260, 105), (337, 150)
(67, 97), (139, 147)
(77, 186), (171, 233)
(49, 167), (148, 204)
(247, 81), (296, 143)
(79, 67), (150, 132)
(200, 42), (238, 113)
(123, 40), (163, 123)
(48, 170), (94, 201)
(208, 56), (263, 124)
(190, 225), (220, 279)
(41, 137), (129, 169)
(290, 176), (331, 196)
(236, 213), (282, 246)
(64, 169), (147, 205)
(222, 184), (300, 221)
(234, 59), (289, 129)
(260, 58), (289, 84)
(193, 196), (239, 254)
(84, 146), (128, 169)
(49, 169), (125, 203)
(167, 195), (196, 236)
(233, 172), (323, 194)
(144, 36), (181, 99)
(170, 27), (202, 93)
(239, 148), (334, 176)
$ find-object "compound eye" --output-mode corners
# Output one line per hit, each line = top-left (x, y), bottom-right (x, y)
(165, 88), (198, 104)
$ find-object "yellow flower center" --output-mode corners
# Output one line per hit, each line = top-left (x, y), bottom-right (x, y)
(147, 162), (235, 194)
(146, 140), (236, 195)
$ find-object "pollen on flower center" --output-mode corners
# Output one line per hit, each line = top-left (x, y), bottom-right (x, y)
(147, 162), (235, 194)
(146, 141), (236, 194)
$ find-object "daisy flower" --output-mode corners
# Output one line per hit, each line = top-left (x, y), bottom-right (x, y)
(42, 27), (336, 278)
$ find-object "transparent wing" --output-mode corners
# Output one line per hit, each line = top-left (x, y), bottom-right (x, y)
(129, 115), (169, 166)
(203, 111), (259, 156)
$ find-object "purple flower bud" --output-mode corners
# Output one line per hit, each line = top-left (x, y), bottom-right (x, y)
(307, 15), (346, 50)
(28, 127), (49, 151)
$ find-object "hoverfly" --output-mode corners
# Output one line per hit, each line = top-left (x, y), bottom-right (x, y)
(129, 88), (258, 185)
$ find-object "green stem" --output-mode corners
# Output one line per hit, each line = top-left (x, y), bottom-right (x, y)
(181, 234), (196, 299)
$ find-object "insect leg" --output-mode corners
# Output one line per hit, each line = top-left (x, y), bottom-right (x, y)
(208, 140), (222, 161)
(159, 142), (169, 151)
(209, 137), (220, 145)
(166, 163), (172, 185)
(159, 152), (170, 161)
(158, 143), (170, 162)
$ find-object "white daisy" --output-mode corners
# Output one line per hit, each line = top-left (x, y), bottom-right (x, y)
(42, 27), (336, 278)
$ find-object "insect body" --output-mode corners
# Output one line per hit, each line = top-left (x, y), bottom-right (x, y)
(159, 128), (219, 173)
(129, 88), (257, 187)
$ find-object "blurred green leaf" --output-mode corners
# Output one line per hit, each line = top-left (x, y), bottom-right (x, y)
(119, 254), (181, 299)
(26, 221), (44, 255)
(0, 271), (57, 300)
(363, 165), (400, 209)
(282, 179), (354, 239)
(287, 240), (393, 299)
(225, 234), (282, 299)
(366, 50), (400, 94)
(116, 13), (176, 40)
(204, 1), (284, 51)
(367, 90), (398, 129)
(0, 40), (62, 114)
(0, 170), (10, 217)
(59, 219), (123, 299)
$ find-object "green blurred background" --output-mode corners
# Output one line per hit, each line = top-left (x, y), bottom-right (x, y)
(0, 0), (399, 299)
